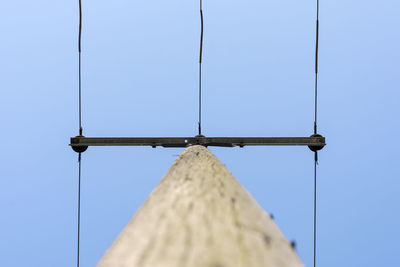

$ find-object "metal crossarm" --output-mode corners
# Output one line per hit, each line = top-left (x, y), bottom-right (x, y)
(70, 135), (326, 150)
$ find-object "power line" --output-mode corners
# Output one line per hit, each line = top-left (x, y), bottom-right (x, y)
(314, 0), (319, 135)
(77, 1), (83, 267)
(77, 153), (82, 267)
(313, 152), (318, 267)
(78, 0), (83, 136)
(313, 1), (320, 267)
(198, 0), (204, 136)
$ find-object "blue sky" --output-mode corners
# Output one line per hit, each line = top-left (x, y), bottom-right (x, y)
(1, 0), (399, 266)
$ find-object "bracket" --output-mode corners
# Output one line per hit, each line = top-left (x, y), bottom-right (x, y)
(70, 135), (325, 153)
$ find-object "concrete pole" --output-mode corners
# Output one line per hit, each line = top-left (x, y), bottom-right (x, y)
(98, 145), (304, 267)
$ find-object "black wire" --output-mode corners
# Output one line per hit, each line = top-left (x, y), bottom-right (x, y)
(314, 0), (319, 135)
(79, 0), (83, 136)
(314, 152), (318, 267)
(77, 2), (83, 267)
(314, 2), (320, 266)
(314, 75), (318, 134)
(77, 153), (82, 267)
(198, 0), (204, 136)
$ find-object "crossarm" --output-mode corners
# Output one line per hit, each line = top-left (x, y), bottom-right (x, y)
(70, 136), (326, 151)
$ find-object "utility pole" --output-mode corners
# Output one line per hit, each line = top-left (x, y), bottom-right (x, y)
(98, 145), (304, 267)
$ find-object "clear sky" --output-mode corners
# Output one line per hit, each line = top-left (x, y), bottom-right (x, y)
(1, 0), (399, 266)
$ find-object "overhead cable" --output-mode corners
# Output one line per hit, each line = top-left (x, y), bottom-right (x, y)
(198, 0), (204, 136)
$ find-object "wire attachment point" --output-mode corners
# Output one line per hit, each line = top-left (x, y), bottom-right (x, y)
(308, 134), (325, 152)
(72, 135), (88, 153)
